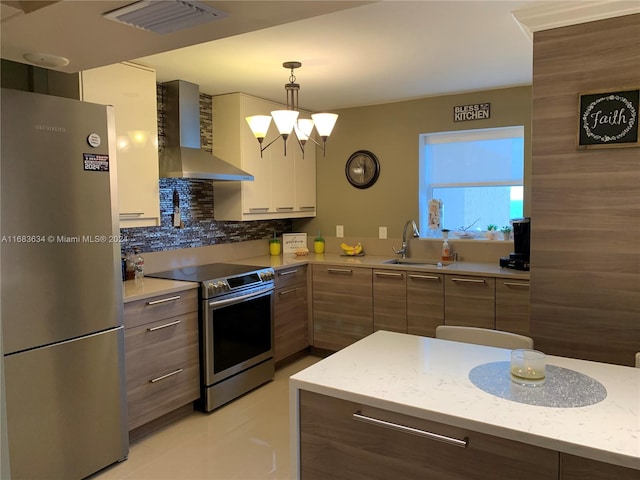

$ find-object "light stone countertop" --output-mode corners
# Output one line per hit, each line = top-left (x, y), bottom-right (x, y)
(289, 330), (640, 473)
(231, 253), (531, 279)
(123, 253), (528, 302)
(123, 277), (197, 303)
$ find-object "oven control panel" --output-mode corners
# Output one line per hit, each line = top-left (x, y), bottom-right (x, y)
(204, 267), (275, 298)
(207, 281), (229, 295)
(259, 270), (274, 282)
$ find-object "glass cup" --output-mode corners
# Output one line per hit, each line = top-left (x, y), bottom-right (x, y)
(510, 349), (546, 386)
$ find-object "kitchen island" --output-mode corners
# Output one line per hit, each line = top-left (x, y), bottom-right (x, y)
(289, 330), (639, 478)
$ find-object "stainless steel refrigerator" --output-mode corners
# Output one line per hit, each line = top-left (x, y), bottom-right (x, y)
(1, 88), (128, 479)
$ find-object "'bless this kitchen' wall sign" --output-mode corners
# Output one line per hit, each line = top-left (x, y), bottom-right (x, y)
(453, 103), (490, 122)
(578, 88), (639, 148)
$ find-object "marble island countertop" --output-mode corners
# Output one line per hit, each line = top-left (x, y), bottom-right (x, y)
(289, 331), (640, 471)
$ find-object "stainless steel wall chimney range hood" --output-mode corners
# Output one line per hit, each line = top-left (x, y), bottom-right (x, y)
(159, 80), (253, 181)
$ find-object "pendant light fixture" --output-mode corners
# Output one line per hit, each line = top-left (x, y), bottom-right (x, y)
(245, 61), (338, 158)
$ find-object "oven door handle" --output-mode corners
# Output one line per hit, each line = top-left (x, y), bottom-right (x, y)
(208, 289), (272, 308)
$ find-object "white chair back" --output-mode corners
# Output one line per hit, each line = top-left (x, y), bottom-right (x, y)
(435, 325), (534, 350)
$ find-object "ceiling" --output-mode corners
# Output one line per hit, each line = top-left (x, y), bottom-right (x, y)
(1, 1), (637, 111)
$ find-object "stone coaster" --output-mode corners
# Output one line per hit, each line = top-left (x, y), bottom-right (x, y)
(468, 361), (607, 408)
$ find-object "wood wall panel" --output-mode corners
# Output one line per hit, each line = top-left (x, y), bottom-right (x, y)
(530, 14), (640, 366)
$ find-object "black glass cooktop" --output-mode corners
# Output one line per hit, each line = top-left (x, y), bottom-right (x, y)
(148, 263), (265, 283)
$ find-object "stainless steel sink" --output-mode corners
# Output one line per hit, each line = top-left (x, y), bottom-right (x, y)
(383, 258), (452, 267)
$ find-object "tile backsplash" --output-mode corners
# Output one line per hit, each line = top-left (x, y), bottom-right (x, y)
(119, 84), (292, 255)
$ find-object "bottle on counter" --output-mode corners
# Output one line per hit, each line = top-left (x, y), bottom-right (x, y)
(441, 230), (451, 261)
(133, 247), (144, 279)
(125, 251), (136, 281)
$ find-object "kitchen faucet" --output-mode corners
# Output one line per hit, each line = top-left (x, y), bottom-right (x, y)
(393, 220), (420, 258)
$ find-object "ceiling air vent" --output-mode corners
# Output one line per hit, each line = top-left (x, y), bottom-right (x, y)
(103, 0), (227, 35)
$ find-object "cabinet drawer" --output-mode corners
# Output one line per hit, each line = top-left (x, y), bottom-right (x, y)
(373, 269), (407, 333)
(444, 275), (495, 329)
(124, 288), (198, 329)
(312, 265), (373, 351)
(125, 311), (200, 430)
(300, 390), (559, 480)
(274, 284), (308, 362)
(407, 271), (444, 337)
(495, 279), (530, 336)
(275, 265), (307, 290)
(560, 453), (638, 480)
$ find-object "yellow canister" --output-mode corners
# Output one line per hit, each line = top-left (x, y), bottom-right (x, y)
(313, 238), (325, 254)
(269, 239), (281, 256)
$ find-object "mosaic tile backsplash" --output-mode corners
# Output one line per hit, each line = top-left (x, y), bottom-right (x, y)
(120, 84), (292, 255)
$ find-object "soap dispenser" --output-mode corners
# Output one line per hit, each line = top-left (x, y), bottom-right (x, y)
(441, 230), (451, 261)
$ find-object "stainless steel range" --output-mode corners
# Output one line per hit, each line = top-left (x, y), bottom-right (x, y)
(150, 263), (275, 412)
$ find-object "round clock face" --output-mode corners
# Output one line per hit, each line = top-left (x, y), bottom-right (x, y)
(345, 150), (380, 189)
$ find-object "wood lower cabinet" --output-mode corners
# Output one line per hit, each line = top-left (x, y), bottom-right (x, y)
(312, 264), (372, 351)
(299, 390), (559, 480)
(309, 264), (528, 347)
(407, 271), (444, 337)
(124, 288), (200, 432)
(274, 265), (308, 362)
(560, 454), (638, 480)
(373, 269), (407, 333)
(444, 274), (496, 329)
(495, 278), (530, 335)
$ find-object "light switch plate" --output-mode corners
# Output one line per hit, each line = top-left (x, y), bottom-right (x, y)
(379, 227), (387, 239)
(336, 225), (344, 238)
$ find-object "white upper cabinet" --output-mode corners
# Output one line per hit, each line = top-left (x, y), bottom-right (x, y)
(80, 62), (160, 228)
(212, 93), (316, 221)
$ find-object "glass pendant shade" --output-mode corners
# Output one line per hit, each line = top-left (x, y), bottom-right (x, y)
(295, 118), (315, 141)
(271, 110), (299, 135)
(311, 113), (338, 137)
(246, 115), (272, 139)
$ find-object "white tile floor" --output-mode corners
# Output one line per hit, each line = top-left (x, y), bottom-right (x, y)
(91, 355), (320, 480)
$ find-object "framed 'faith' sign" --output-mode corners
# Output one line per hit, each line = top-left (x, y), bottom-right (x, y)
(578, 88), (639, 149)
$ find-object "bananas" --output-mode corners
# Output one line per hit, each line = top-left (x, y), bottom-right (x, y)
(340, 242), (364, 256)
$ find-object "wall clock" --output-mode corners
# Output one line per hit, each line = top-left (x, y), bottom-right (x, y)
(345, 150), (380, 189)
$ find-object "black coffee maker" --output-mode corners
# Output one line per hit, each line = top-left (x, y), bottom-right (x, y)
(499, 217), (530, 271)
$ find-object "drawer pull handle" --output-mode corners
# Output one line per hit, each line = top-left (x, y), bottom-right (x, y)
(327, 268), (353, 274)
(409, 274), (440, 281)
(451, 278), (486, 284)
(278, 288), (298, 296)
(276, 207), (294, 211)
(353, 412), (468, 448)
(146, 295), (181, 305)
(147, 320), (181, 332)
(279, 269), (299, 276)
(299, 206), (315, 210)
(503, 282), (530, 288)
(119, 212), (145, 217)
(248, 207), (269, 212)
(149, 368), (183, 383)
(375, 272), (404, 278)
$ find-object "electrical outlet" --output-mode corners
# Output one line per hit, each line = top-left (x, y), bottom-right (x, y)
(379, 227), (387, 239)
(336, 225), (344, 238)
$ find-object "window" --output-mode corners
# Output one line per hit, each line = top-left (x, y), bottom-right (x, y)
(419, 126), (524, 237)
